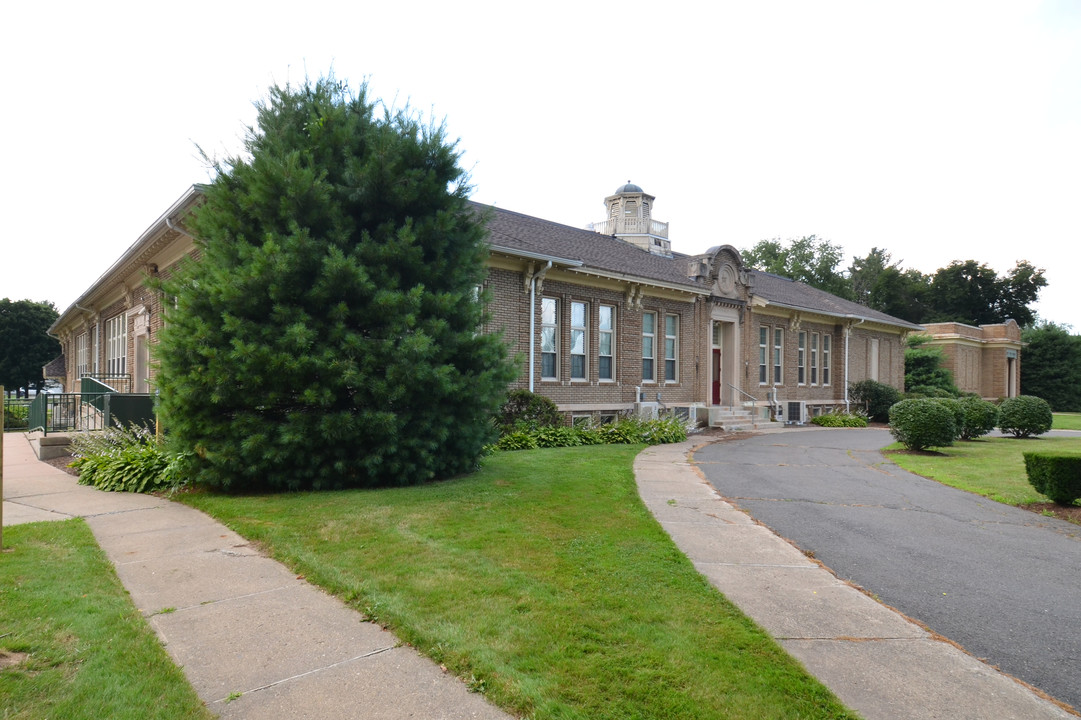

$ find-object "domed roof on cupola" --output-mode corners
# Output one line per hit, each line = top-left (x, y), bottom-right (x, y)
(615, 181), (644, 194)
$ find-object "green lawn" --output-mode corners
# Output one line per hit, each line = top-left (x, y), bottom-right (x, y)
(1054, 413), (1081, 431)
(0, 520), (214, 720)
(887, 435), (1081, 507)
(179, 445), (857, 720)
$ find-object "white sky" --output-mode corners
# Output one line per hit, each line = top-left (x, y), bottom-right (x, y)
(3, 1), (1079, 327)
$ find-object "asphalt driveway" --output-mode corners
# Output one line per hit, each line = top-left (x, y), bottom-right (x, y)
(694, 428), (1081, 712)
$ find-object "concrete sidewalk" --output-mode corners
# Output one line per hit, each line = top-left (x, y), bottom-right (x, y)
(635, 433), (1076, 720)
(2, 433), (511, 720)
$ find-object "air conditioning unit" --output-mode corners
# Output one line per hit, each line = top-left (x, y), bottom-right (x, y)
(786, 401), (807, 425)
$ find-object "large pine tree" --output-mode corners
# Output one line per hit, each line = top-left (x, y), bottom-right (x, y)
(157, 78), (517, 491)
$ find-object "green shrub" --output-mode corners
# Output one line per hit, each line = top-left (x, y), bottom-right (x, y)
(496, 431), (539, 451)
(810, 412), (868, 428)
(998, 395), (1054, 438)
(957, 396), (999, 440)
(497, 390), (563, 435)
(929, 398), (965, 440)
(494, 416), (686, 452)
(1023, 452), (1081, 505)
(4, 403), (29, 429)
(535, 426), (582, 448)
(69, 425), (185, 493)
(849, 380), (901, 423)
(888, 398), (956, 451)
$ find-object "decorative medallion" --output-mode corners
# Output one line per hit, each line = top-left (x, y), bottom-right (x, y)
(716, 262), (737, 295)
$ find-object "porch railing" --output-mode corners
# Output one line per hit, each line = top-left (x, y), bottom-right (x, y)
(79, 373), (132, 395)
(27, 391), (155, 436)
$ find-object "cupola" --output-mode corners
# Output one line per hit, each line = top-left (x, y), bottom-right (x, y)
(589, 182), (671, 256)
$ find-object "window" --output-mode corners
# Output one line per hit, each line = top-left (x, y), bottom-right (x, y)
(75, 333), (89, 378)
(758, 326), (768, 384)
(571, 301), (587, 380)
(91, 325), (99, 374)
(541, 298), (558, 380)
(772, 328), (783, 385)
(798, 331), (807, 385)
(664, 314), (678, 382)
(810, 333), (819, 385)
(642, 312), (656, 382)
(105, 314), (127, 375)
(598, 305), (614, 381)
(822, 334), (832, 386)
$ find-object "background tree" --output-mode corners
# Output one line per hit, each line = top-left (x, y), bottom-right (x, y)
(0, 298), (60, 397)
(156, 78), (518, 491)
(927, 260), (1046, 326)
(868, 266), (932, 324)
(1021, 323), (1081, 411)
(741, 235), (853, 299)
(848, 247), (894, 306)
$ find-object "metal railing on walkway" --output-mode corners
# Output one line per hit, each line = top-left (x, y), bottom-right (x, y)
(2, 398), (32, 432)
(28, 391), (155, 436)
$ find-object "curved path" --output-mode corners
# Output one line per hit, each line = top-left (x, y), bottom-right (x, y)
(693, 428), (1081, 712)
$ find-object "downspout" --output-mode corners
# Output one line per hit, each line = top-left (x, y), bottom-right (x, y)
(528, 261), (552, 393)
(845, 317), (866, 413)
(165, 217), (197, 240)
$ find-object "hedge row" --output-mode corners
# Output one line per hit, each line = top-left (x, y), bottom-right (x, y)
(495, 416), (688, 451)
(810, 412), (868, 428)
(1023, 452), (1081, 506)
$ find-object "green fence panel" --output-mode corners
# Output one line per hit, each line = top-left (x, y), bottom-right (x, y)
(104, 394), (156, 430)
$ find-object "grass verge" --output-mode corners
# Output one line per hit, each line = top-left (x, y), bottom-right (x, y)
(0, 520), (214, 720)
(887, 435), (1081, 513)
(179, 445), (856, 720)
(1053, 413), (1081, 431)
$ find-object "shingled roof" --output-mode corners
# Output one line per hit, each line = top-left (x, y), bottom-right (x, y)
(474, 202), (703, 290)
(748, 271), (923, 330)
(475, 200), (921, 331)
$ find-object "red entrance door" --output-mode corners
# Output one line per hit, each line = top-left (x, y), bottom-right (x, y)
(711, 348), (721, 405)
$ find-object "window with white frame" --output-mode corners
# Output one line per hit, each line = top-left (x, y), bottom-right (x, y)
(598, 305), (614, 381)
(541, 298), (558, 380)
(822, 334), (832, 386)
(642, 312), (656, 382)
(810, 332), (819, 385)
(105, 314), (127, 375)
(772, 328), (783, 385)
(664, 314), (678, 382)
(91, 325), (99, 374)
(75, 333), (89, 378)
(798, 331), (806, 385)
(758, 326), (768, 384)
(570, 301), (587, 380)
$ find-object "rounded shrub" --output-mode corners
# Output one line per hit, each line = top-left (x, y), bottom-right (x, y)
(998, 395), (1053, 438)
(888, 398), (957, 451)
(849, 380), (901, 423)
(957, 396), (999, 440)
(497, 389), (563, 435)
(929, 398), (964, 440)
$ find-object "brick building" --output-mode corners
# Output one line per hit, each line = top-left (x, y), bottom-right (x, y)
(921, 320), (1023, 400)
(47, 183), (921, 426)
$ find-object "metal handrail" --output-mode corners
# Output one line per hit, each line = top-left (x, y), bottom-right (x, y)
(727, 384), (757, 413)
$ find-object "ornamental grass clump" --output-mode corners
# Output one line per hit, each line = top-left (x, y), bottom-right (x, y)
(888, 398), (956, 451)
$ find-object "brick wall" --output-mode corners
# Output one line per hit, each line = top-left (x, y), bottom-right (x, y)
(485, 268), (698, 417)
